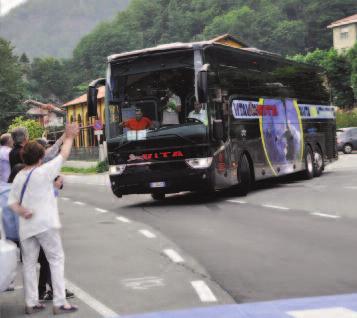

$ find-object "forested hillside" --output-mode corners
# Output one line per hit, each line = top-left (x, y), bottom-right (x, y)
(0, 0), (130, 58)
(72, 0), (357, 81)
(2, 0), (357, 112)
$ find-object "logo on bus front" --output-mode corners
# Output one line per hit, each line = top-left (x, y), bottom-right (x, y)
(128, 151), (184, 162)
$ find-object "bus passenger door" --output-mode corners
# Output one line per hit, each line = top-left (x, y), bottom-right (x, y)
(211, 100), (234, 188)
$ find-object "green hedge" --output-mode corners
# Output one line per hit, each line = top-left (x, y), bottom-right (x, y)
(336, 111), (357, 129)
(96, 160), (109, 173)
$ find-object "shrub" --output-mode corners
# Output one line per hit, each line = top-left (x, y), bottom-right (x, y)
(336, 110), (357, 129)
(96, 160), (109, 173)
(8, 116), (44, 139)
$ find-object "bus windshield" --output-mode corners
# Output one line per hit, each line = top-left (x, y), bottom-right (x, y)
(107, 52), (208, 142)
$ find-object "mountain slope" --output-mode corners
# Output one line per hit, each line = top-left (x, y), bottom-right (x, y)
(0, 0), (130, 58)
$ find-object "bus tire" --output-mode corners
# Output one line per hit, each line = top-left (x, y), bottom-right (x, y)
(151, 193), (165, 201)
(303, 146), (314, 180)
(238, 154), (252, 196)
(313, 146), (324, 177)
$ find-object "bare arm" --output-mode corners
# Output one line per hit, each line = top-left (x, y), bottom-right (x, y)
(44, 133), (65, 161)
(10, 203), (32, 219)
(60, 123), (79, 161)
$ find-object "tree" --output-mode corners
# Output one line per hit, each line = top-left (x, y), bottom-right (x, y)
(19, 53), (30, 64)
(8, 116), (44, 139)
(348, 43), (357, 102)
(0, 38), (25, 133)
(290, 49), (355, 108)
(29, 57), (73, 103)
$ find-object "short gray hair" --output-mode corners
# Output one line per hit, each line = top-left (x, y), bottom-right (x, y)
(11, 127), (29, 145)
(0, 133), (12, 146)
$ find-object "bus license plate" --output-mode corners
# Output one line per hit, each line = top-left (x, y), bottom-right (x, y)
(150, 182), (166, 188)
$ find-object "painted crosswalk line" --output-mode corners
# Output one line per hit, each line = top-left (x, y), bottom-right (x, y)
(288, 307), (357, 318)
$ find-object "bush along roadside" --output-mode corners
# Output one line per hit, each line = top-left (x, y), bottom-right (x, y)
(336, 110), (357, 129)
(61, 160), (109, 174)
(96, 160), (109, 173)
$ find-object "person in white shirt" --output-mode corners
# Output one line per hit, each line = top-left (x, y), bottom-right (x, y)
(0, 133), (13, 183)
(8, 123), (79, 315)
(188, 101), (208, 126)
(162, 89), (182, 125)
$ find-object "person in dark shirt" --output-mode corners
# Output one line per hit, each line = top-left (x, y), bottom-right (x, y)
(9, 127), (29, 170)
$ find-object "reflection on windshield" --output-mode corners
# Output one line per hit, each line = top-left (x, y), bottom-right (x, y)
(108, 68), (208, 140)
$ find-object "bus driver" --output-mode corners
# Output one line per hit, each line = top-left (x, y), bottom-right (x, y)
(188, 101), (208, 126)
(119, 108), (152, 131)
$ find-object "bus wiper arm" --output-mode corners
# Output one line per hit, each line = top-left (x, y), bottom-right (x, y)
(150, 132), (198, 145)
(114, 140), (133, 151)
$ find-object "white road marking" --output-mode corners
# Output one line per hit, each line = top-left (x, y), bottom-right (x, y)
(122, 276), (164, 290)
(116, 216), (131, 223)
(191, 280), (217, 303)
(73, 201), (85, 206)
(226, 200), (247, 204)
(311, 212), (340, 219)
(61, 197), (70, 201)
(344, 186), (357, 190)
(163, 249), (184, 263)
(287, 307), (357, 318)
(262, 204), (290, 210)
(95, 208), (108, 213)
(139, 229), (156, 238)
(65, 279), (119, 317)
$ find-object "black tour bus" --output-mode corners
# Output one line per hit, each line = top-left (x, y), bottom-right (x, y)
(87, 37), (337, 199)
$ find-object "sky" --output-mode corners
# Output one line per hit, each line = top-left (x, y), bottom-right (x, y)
(0, 0), (26, 15)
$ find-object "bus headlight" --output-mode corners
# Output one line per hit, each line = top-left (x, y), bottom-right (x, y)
(109, 164), (126, 175)
(185, 157), (213, 169)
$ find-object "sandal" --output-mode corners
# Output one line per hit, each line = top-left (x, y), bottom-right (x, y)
(53, 304), (78, 315)
(25, 303), (46, 314)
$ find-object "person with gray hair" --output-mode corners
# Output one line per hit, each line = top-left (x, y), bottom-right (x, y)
(0, 133), (14, 183)
(9, 127), (29, 170)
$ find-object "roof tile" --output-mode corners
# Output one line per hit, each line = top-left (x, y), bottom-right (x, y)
(327, 13), (357, 28)
(62, 86), (105, 107)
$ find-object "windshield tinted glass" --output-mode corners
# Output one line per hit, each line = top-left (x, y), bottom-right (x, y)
(107, 54), (208, 140)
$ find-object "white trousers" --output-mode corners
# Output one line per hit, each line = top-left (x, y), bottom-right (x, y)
(21, 229), (66, 307)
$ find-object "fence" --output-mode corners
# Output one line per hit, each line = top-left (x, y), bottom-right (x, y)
(68, 146), (99, 161)
(47, 125), (105, 161)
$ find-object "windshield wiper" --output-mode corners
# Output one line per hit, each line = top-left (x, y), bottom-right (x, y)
(147, 132), (198, 145)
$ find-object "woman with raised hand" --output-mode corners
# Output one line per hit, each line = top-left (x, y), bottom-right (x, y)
(8, 123), (79, 315)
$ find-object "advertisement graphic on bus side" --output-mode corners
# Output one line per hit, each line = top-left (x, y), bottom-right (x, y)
(231, 98), (335, 176)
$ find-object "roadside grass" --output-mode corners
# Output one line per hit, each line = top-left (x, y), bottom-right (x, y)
(61, 166), (97, 174)
(61, 160), (109, 174)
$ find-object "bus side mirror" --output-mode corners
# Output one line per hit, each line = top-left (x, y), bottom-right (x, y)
(213, 119), (224, 141)
(88, 78), (106, 117)
(197, 64), (209, 104)
(87, 86), (98, 117)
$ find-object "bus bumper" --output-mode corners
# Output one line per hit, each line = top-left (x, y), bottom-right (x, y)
(109, 163), (213, 197)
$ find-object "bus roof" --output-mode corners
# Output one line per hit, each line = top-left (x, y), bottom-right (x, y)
(108, 34), (249, 62)
(107, 34), (323, 72)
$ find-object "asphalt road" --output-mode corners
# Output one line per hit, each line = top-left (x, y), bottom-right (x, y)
(1, 153), (357, 317)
